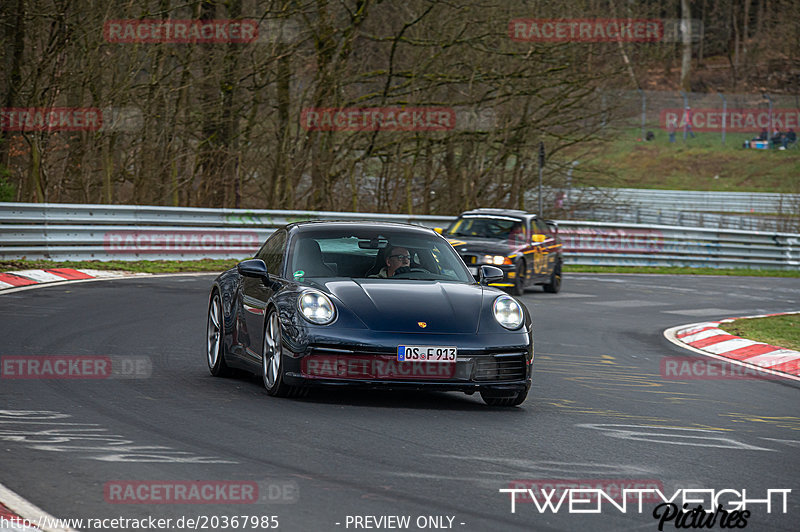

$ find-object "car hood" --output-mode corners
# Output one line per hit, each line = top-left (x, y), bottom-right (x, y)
(447, 237), (519, 256)
(320, 279), (490, 333)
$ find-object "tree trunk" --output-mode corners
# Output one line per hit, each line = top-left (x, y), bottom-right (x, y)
(680, 0), (692, 92)
(1, 0), (25, 168)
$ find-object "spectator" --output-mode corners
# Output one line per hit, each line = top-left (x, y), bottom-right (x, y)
(667, 117), (677, 143)
(757, 128), (768, 141)
(682, 106), (695, 138)
(782, 129), (797, 149)
(554, 191), (565, 210)
(771, 128), (783, 147)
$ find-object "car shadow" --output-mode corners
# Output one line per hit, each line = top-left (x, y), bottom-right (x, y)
(229, 371), (529, 411)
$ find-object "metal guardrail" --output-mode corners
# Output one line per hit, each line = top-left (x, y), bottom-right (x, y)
(1, 203), (798, 269)
(572, 187), (800, 214)
(555, 220), (799, 269)
(572, 206), (798, 233)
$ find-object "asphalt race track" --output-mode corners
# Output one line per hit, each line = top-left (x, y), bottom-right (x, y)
(1, 274), (798, 532)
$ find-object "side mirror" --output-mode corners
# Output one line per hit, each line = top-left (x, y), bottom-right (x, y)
(433, 227), (444, 234)
(531, 234), (546, 243)
(545, 220), (558, 233)
(479, 265), (504, 285)
(237, 259), (269, 279)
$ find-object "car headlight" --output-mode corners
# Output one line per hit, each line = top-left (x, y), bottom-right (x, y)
(493, 295), (524, 330)
(298, 290), (336, 325)
(484, 255), (511, 265)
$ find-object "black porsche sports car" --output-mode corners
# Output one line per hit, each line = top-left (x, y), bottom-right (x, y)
(206, 221), (533, 406)
(439, 208), (563, 296)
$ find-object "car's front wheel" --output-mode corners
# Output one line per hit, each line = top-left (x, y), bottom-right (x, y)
(511, 260), (526, 296)
(480, 388), (528, 407)
(207, 291), (231, 377)
(262, 309), (306, 398)
(543, 261), (561, 293)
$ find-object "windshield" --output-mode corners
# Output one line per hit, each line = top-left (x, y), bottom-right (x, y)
(288, 227), (474, 283)
(445, 216), (525, 242)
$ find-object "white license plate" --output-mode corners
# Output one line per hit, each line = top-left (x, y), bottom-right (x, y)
(398, 346), (457, 362)
(468, 266), (478, 276)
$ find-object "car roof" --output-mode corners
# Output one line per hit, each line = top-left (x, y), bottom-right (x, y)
(287, 220), (437, 235)
(458, 208), (537, 219)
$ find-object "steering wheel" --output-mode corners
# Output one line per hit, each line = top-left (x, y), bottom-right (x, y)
(393, 266), (429, 277)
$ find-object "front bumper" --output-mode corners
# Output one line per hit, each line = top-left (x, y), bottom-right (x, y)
(280, 328), (533, 392)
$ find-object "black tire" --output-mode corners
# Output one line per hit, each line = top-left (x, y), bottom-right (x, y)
(480, 388), (528, 407)
(262, 309), (308, 398)
(543, 261), (561, 294)
(511, 260), (525, 296)
(207, 291), (231, 377)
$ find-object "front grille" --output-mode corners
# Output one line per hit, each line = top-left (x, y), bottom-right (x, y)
(306, 347), (528, 382)
(474, 354), (527, 381)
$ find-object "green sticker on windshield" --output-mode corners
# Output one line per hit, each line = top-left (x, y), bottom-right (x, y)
(293, 270), (305, 280)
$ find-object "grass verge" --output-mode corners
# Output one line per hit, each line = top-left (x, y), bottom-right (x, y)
(0, 259), (239, 274)
(571, 129), (800, 193)
(719, 314), (800, 351)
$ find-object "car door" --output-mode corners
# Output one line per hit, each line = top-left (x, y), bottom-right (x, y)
(239, 230), (286, 365)
(529, 219), (553, 282)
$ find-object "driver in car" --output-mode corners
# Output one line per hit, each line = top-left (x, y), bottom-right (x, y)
(373, 246), (412, 278)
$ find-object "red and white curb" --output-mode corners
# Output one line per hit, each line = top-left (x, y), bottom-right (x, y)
(664, 311), (800, 382)
(0, 482), (77, 532)
(0, 269), (148, 291)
